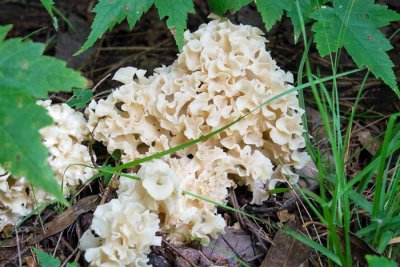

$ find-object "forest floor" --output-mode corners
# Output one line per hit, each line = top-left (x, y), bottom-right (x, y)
(0, 0), (399, 266)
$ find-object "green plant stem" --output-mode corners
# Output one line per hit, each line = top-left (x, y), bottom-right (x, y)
(110, 68), (362, 173)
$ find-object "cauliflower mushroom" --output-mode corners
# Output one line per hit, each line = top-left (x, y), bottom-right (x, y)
(139, 159), (180, 201)
(80, 199), (161, 267)
(83, 18), (310, 265)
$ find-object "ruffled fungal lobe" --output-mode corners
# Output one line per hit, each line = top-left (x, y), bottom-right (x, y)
(83, 19), (311, 262)
(80, 199), (161, 267)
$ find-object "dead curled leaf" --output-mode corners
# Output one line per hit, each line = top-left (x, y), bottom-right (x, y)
(170, 227), (259, 267)
(335, 228), (379, 266)
(277, 209), (296, 223)
(0, 195), (99, 249)
(25, 255), (36, 267)
(356, 130), (381, 155)
(388, 236), (400, 245)
(294, 223), (380, 266)
(261, 221), (312, 267)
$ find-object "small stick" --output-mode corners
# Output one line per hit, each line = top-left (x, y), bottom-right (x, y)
(53, 230), (64, 257)
(61, 237), (74, 253)
(15, 225), (22, 267)
(162, 240), (197, 267)
(229, 190), (273, 246)
(60, 247), (79, 267)
(91, 73), (111, 93)
(73, 220), (83, 264)
(99, 171), (119, 205)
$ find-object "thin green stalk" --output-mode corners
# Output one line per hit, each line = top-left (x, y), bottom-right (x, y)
(349, 135), (400, 191)
(305, 61), (346, 264)
(385, 156), (400, 217)
(295, 184), (327, 224)
(111, 69), (361, 173)
(183, 191), (264, 224)
(372, 116), (398, 220)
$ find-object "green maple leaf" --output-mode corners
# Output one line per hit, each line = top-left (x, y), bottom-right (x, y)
(311, 0), (400, 95)
(256, 0), (319, 41)
(154, 0), (195, 49)
(33, 248), (61, 267)
(66, 88), (93, 109)
(33, 247), (78, 267)
(208, 0), (252, 15)
(76, 0), (154, 55)
(286, 0), (319, 42)
(0, 25), (86, 203)
(256, 0), (289, 30)
(366, 255), (397, 267)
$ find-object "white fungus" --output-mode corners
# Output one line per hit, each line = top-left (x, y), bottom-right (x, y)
(85, 19), (310, 266)
(80, 199), (161, 267)
(38, 100), (96, 191)
(0, 166), (37, 231)
(140, 159), (180, 201)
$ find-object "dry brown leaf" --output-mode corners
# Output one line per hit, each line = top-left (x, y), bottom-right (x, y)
(25, 255), (36, 267)
(171, 227), (259, 267)
(277, 209), (296, 223)
(356, 130), (381, 155)
(336, 228), (379, 266)
(0, 195), (99, 248)
(388, 236), (400, 245)
(203, 227), (258, 266)
(0, 225), (14, 239)
(261, 221), (312, 267)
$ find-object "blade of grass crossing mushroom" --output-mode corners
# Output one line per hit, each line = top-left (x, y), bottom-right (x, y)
(62, 69), (363, 249)
(69, 165), (267, 225)
(183, 191), (264, 224)
(64, 69), (363, 231)
(111, 68), (362, 172)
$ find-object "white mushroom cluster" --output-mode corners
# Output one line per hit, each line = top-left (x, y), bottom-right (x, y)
(117, 159), (228, 245)
(81, 19), (310, 265)
(80, 199), (161, 267)
(0, 166), (41, 231)
(0, 101), (96, 231)
(38, 100), (96, 190)
(86, 19), (308, 197)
